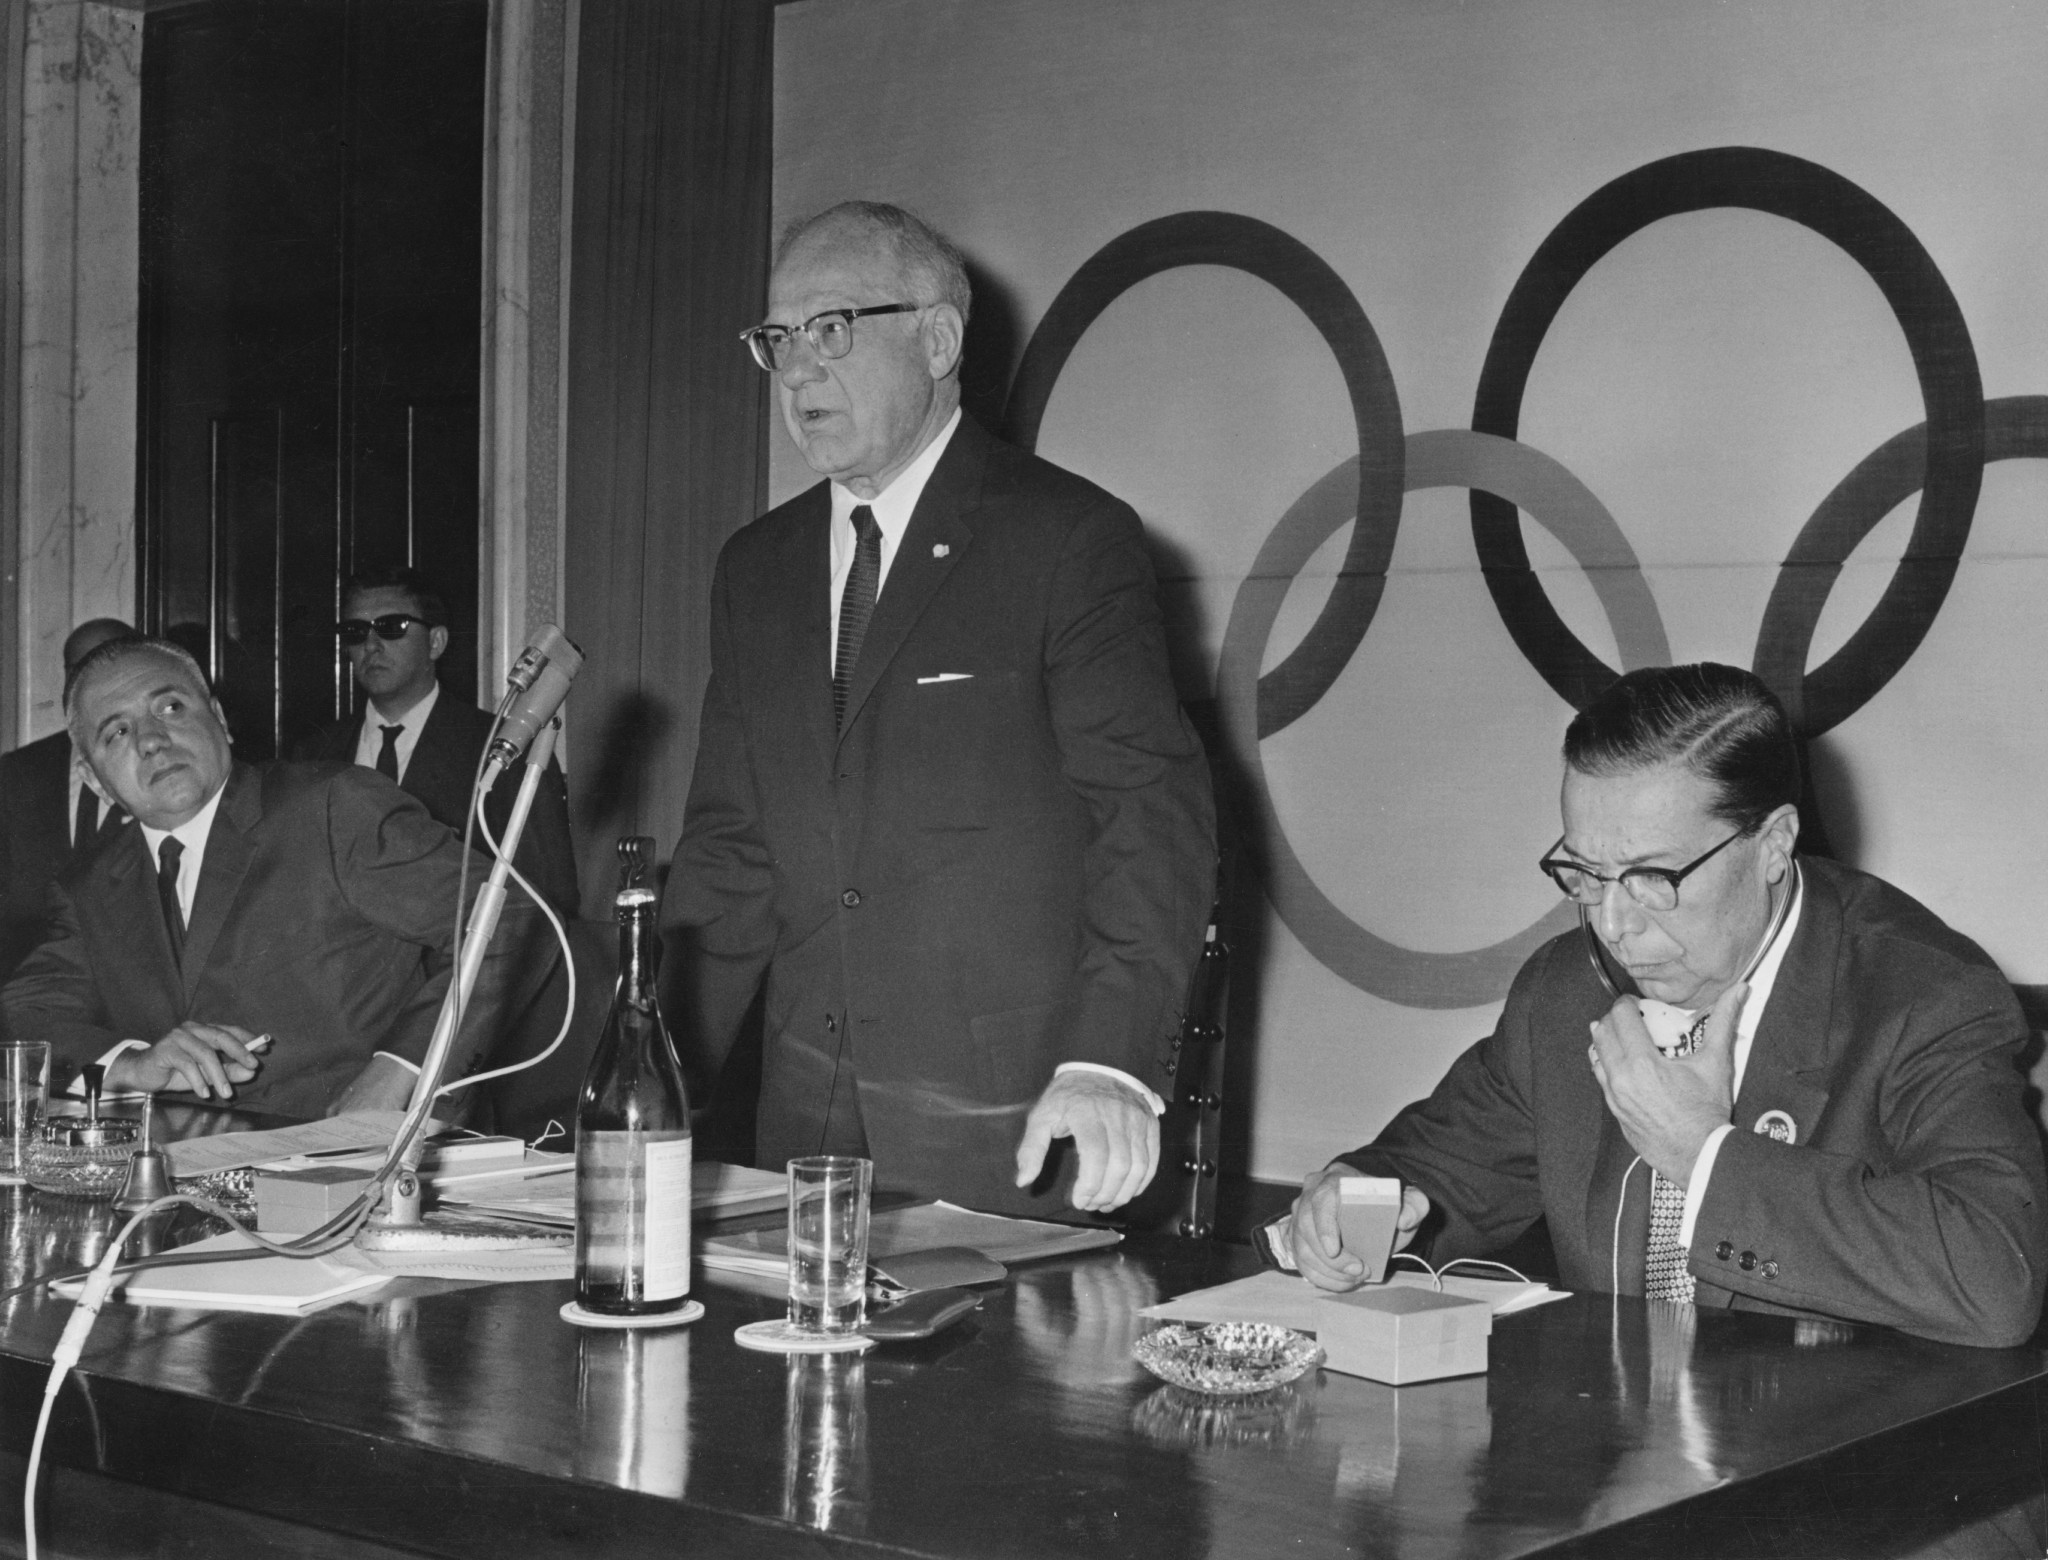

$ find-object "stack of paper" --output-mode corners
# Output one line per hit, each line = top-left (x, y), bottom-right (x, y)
(438, 1159), (789, 1230)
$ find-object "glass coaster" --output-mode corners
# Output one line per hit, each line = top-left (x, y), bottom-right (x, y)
(560, 1298), (704, 1330)
(734, 1319), (875, 1354)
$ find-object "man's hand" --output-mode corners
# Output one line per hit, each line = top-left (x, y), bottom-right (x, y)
(325, 1055), (418, 1117)
(107, 1024), (263, 1100)
(1588, 983), (1746, 1184)
(1285, 1166), (1432, 1292)
(1013, 1071), (1159, 1212)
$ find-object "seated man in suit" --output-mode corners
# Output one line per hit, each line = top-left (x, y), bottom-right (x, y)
(1275, 663), (2048, 1347)
(295, 564), (579, 914)
(1, 635), (544, 1117)
(0, 617), (134, 979)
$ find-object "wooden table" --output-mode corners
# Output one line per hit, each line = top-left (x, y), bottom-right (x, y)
(1, 1119), (2044, 1558)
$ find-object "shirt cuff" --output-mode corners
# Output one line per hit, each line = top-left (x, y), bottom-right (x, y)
(1677, 1123), (1736, 1248)
(372, 1051), (422, 1075)
(1052, 1061), (1165, 1116)
(64, 1039), (148, 1095)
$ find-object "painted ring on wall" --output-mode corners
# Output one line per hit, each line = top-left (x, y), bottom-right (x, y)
(1215, 429), (1669, 1009)
(1470, 145), (1984, 723)
(1755, 395), (2048, 733)
(1003, 210), (1404, 740)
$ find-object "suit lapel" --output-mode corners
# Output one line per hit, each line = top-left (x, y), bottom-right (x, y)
(837, 421), (987, 744)
(178, 766), (261, 1003)
(1731, 864), (1836, 1147)
(402, 696), (467, 818)
(101, 823), (184, 1008)
(771, 488), (837, 773)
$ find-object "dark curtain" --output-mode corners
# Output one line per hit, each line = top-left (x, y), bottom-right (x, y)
(563, 0), (773, 912)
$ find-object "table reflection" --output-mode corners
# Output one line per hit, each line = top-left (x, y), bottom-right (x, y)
(576, 1327), (692, 1499)
(782, 1350), (867, 1533)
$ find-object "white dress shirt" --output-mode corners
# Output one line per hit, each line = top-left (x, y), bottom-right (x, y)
(825, 408), (961, 669)
(351, 681), (440, 781)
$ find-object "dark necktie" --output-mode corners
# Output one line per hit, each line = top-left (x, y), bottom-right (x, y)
(375, 723), (404, 780)
(73, 785), (98, 848)
(156, 837), (186, 965)
(834, 505), (882, 730)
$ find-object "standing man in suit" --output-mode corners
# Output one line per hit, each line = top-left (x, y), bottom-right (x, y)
(664, 202), (1214, 1217)
(1274, 664), (2048, 1346)
(2, 636), (540, 1117)
(0, 618), (135, 979)
(296, 564), (579, 914)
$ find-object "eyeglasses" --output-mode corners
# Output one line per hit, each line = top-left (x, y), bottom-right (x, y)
(739, 303), (925, 372)
(1538, 824), (1753, 913)
(336, 614), (433, 646)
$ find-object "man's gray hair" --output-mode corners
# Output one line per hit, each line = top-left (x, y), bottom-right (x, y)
(64, 634), (211, 738)
(777, 201), (972, 325)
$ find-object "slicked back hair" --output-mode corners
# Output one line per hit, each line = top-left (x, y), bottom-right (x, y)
(344, 562), (447, 627)
(1563, 663), (1800, 830)
(776, 200), (973, 326)
(63, 635), (213, 738)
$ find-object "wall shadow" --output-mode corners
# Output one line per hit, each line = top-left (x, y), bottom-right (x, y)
(959, 260), (1025, 436)
(1802, 733), (1866, 866)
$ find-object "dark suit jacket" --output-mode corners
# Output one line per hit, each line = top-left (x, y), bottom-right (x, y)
(0, 761), (541, 1119)
(296, 688), (579, 913)
(1341, 855), (2048, 1346)
(0, 731), (123, 980)
(665, 415), (1216, 1214)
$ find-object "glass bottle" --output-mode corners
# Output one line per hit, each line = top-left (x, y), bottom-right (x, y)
(575, 837), (692, 1315)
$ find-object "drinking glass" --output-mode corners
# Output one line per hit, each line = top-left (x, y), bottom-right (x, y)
(0, 1042), (50, 1184)
(786, 1156), (871, 1334)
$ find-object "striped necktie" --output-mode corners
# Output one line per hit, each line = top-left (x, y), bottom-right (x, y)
(834, 505), (882, 730)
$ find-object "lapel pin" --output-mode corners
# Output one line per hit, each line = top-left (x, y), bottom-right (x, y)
(933, 544), (950, 559)
(1752, 1109), (1797, 1144)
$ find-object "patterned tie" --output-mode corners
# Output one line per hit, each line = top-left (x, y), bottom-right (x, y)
(834, 505), (882, 730)
(73, 785), (98, 848)
(1644, 1010), (1705, 1303)
(1645, 1170), (1695, 1303)
(156, 837), (186, 965)
(375, 724), (404, 780)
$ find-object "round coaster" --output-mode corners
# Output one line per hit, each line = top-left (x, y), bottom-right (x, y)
(560, 1298), (704, 1330)
(733, 1319), (875, 1354)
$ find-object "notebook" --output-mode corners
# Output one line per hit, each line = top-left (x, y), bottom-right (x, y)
(53, 1230), (391, 1314)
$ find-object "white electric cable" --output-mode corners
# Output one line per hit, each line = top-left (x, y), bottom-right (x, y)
(431, 785), (577, 1098)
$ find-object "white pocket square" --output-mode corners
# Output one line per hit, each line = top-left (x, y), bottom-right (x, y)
(916, 672), (974, 684)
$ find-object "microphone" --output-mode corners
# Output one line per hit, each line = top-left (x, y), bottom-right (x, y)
(489, 625), (583, 765)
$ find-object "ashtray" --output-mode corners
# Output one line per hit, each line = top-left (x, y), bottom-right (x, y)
(1132, 1321), (1324, 1396)
(24, 1113), (138, 1199)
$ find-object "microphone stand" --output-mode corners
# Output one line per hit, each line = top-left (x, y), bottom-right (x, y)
(356, 718), (566, 1249)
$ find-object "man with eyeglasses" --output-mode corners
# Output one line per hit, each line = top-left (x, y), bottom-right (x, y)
(296, 564), (578, 914)
(1269, 662), (2046, 1346)
(664, 202), (1214, 1217)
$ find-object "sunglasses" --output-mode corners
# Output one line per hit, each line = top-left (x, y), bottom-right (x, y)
(336, 613), (435, 646)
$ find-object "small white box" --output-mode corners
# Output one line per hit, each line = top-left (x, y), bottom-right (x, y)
(1315, 1285), (1492, 1385)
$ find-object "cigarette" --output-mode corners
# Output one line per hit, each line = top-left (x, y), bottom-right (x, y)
(248, 1034), (274, 1053)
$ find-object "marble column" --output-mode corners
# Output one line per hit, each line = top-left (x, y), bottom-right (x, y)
(479, 0), (579, 709)
(12, 0), (139, 743)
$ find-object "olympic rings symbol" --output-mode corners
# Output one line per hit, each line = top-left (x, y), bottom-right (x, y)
(1002, 147), (2048, 1010)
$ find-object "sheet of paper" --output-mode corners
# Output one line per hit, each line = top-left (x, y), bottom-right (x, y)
(163, 1110), (418, 1179)
(53, 1231), (391, 1314)
(441, 1158), (789, 1230)
(1141, 1269), (1565, 1331)
(698, 1199), (1121, 1278)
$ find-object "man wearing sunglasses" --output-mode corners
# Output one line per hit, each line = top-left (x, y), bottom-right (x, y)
(665, 202), (1214, 1217)
(296, 564), (578, 914)
(1270, 663), (2046, 1346)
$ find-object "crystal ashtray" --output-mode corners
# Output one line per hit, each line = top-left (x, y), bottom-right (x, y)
(23, 1114), (138, 1200)
(1132, 1321), (1324, 1396)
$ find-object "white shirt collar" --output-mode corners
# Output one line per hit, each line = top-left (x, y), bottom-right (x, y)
(353, 680), (440, 781)
(829, 407), (963, 587)
(138, 778), (228, 922)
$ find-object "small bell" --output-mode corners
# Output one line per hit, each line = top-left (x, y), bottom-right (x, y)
(115, 1095), (172, 1213)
